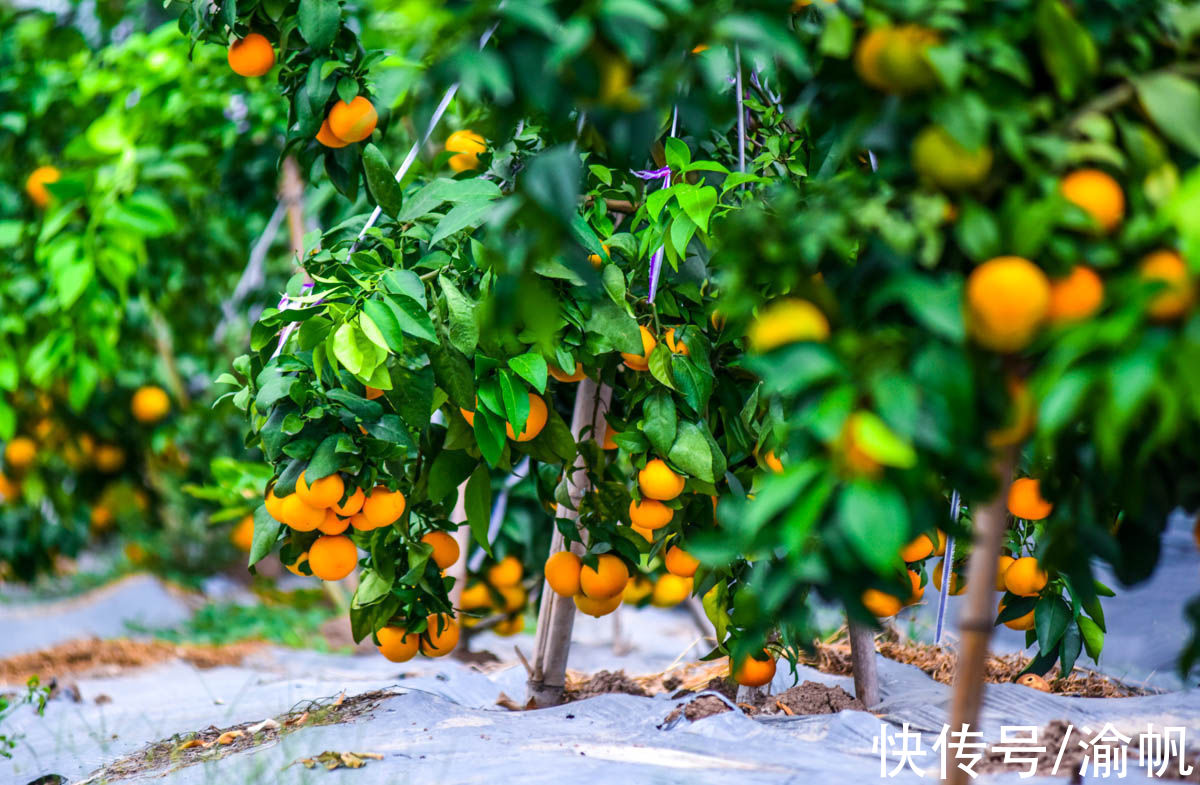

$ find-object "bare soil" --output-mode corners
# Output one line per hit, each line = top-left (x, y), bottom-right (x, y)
(0, 638), (260, 685)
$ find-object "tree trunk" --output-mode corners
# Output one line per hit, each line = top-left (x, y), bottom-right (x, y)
(848, 617), (880, 708)
(945, 448), (1016, 785)
(526, 377), (611, 707)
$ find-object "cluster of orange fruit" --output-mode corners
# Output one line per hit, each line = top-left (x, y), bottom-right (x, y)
(619, 325), (691, 371)
(460, 393), (548, 442)
(460, 555), (527, 636)
(265, 471), (405, 580)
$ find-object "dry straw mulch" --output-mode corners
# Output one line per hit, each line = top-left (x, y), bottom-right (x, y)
(0, 637), (260, 686)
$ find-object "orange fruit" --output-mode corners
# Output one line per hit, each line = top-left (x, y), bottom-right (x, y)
(579, 554), (629, 599)
(905, 570), (924, 604)
(297, 471), (345, 509)
(931, 560), (966, 595)
(1007, 477), (1052, 520)
(999, 600), (1035, 631)
(348, 512), (372, 531)
(996, 554), (1015, 591)
(420, 614), (460, 657)
(25, 165), (60, 208)
(460, 407), (476, 427)
(748, 298), (829, 352)
(986, 376), (1037, 449)
(862, 588), (903, 618)
(628, 498), (673, 530)
(544, 551), (582, 597)
(281, 494), (325, 531)
(623, 575), (655, 604)
(732, 650), (777, 687)
(365, 386), (384, 400)
(488, 555), (524, 587)
(664, 328), (690, 356)
(1060, 169), (1124, 233)
(308, 534), (358, 581)
(316, 119), (349, 149)
(495, 616), (524, 636)
(965, 256), (1051, 352)
(422, 530), (460, 569)
(1139, 249), (1193, 320)
(497, 584), (526, 613)
(621, 325), (657, 371)
(363, 486), (406, 527)
(629, 524), (655, 543)
(4, 437), (37, 472)
(376, 626), (419, 663)
(505, 393), (548, 441)
(549, 362), (587, 383)
(912, 125), (993, 190)
(265, 486), (288, 523)
(445, 129), (487, 172)
(763, 450), (784, 473)
(318, 510), (350, 535)
(650, 574), (693, 606)
(587, 244), (610, 268)
(933, 530), (947, 557)
(285, 551), (310, 577)
(0, 473), (20, 504)
(131, 385), (170, 423)
(94, 444), (125, 473)
(459, 582), (491, 611)
(331, 486), (365, 516)
(573, 591), (622, 618)
(1004, 556), (1048, 597)
(227, 33), (275, 77)
(602, 426), (619, 450)
(899, 533), (936, 563)
(664, 545), (699, 578)
(1046, 266), (1104, 323)
(854, 25), (939, 94)
(327, 96), (378, 143)
(638, 458), (685, 500)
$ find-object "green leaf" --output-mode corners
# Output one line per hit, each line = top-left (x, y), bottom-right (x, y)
(352, 568), (393, 608)
(362, 144), (404, 218)
(249, 505), (281, 568)
(585, 301), (642, 354)
(836, 481), (908, 572)
(428, 343), (475, 409)
(1035, 594), (1072, 656)
(1134, 72), (1200, 159)
(439, 277), (479, 355)
(667, 421), (714, 483)
(1077, 615), (1105, 661)
(955, 202), (1001, 261)
(332, 323), (365, 375)
(675, 185), (718, 233)
(426, 448), (477, 504)
(465, 463), (493, 556)
(643, 391), (677, 455)
(362, 298), (404, 352)
(306, 434), (345, 480)
(1034, 0), (1098, 101)
(1059, 620), (1082, 674)
(508, 353), (548, 394)
(647, 345), (677, 391)
(298, 0), (340, 50)
(847, 412), (916, 469)
(430, 201), (494, 246)
(384, 293), (437, 344)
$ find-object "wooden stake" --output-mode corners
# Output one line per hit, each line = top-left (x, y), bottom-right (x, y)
(526, 377), (611, 706)
(848, 617), (880, 708)
(280, 157), (308, 260)
(945, 448), (1016, 785)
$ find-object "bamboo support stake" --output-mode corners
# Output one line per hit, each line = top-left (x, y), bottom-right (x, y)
(945, 448), (1016, 785)
(447, 481), (471, 608)
(527, 377), (612, 706)
(848, 618), (880, 708)
(281, 157), (308, 262)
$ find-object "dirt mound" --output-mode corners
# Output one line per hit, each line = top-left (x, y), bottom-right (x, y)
(566, 669), (650, 701)
(0, 637), (259, 685)
(663, 679), (865, 724)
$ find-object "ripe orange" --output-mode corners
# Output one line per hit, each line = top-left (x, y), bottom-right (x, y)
(318, 510), (350, 535)
(899, 533), (936, 563)
(912, 125), (992, 191)
(488, 555), (524, 587)
(664, 328), (690, 356)
(264, 486), (287, 522)
(1060, 169), (1124, 233)
(309, 534), (358, 580)
(445, 129), (487, 172)
(580, 553), (629, 599)
(602, 426), (619, 450)
(497, 584), (526, 613)
(545, 551), (582, 597)
(1004, 556), (1048, 597)
(854, 25), (939, 94)
(460, 407), (476, 427)
(629, 524), (654, 543)
(1046, 266), (1104, 323)
(0, 473), (20, 504)
(331, 486), (365, 516)
(363, 486), (406, 527)
(316, 119), (349, 149)
(621, 325), (657, 371)
(965, 256), (1051, 352)
(933, 530), (947, 557)
(376, 626), (419, 663)
(623, 575), (655, 604)
(227, 33), (275, 77)
(862, 588), (903, 618)
(996, 554), (1015, 591)
(931, 560), (966, 595)
(229, 514), (253, 550)
(130, 385), (170, 423)
(1007, 477), (1053, 520)
(549, 362), (587, 383)
(422, 530), (460, 569)
(4, 437), (37, 472)
(365, 386), (384, 400)
(25, 165), (60, 208)
(748, 298), (829, 352)
(505, 393), (548, 441)
(905, 570), (924, 604)
(986, 376), (1037, 449)
(732, 650), (777, 687)
(650, 574), (692, 606)
(587, 244), (610, 269)
(664, 545), (699, 578)
(999, 600), (1035, 631)
(420, 614), (460, 657)
(573, 591), (622, 617)
(495, 615), (524, 636)
(459, 582), (491, 611)
(763, 450), (784, 473)
(628, 498), (673, 530)
(285, 551), (310, 577)
(94, 443), (125, 473)
(638, 458), (685, 501)
(281, 494), (325, 531)
(348, 512), (372, 531)
(297, 471), (344, 509)
(327, 96), (378, 143)
(1139, 249), (1193, 320)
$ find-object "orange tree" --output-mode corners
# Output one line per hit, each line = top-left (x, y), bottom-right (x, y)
(0, 8), (293, 580)
(176, 0), (1199, 687)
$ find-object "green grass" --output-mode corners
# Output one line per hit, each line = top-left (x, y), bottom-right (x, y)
(129, 593), (341, 651)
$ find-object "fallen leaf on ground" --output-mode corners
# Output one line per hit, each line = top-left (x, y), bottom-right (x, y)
(176, 739), (208, 751)
(215, 730), (243, 745)
(293, 751), (383, 771)
(246, 718), (281, 734)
